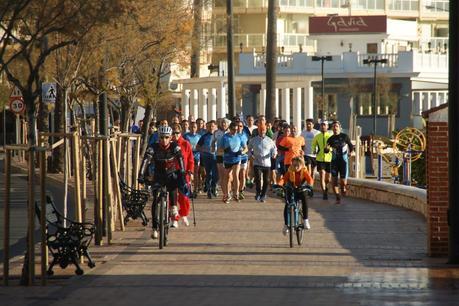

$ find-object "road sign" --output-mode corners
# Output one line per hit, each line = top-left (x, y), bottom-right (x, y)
(42, 83), (57, 104)
(10, 86), (22, 99)
(9, 98), (25, 114)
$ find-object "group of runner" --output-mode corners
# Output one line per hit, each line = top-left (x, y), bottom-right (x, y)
(138, 114), (353, 238)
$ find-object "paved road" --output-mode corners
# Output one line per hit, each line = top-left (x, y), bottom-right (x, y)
(1, 186), (459, 305)
(0, 159), (76, 261)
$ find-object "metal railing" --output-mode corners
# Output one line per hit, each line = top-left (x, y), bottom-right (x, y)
(358, 53), (399, 67)
(253, 54), (294, 68)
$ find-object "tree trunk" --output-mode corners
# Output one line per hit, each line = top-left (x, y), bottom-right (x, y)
(120, 95), (131, 133)
(140, 103), (153, 158)
(265, 0), (277, 121)
(52, 84), (65, 172)
(20, 93), (37, 286)
(191, 0), (202, 78)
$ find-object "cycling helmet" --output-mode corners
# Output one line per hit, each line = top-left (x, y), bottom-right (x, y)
(158, 125), (172, 136)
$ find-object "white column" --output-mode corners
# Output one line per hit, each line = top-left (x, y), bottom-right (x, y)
(199, 88), (207, 121)
(281, 88), (290, 123)
(181, 89), (190, 120)
(292, 87), (302, 131)
(191, 89), (198, 120)
(431, 92), (439, 108)
(422, 92), (431, 112)
(303, 84), (314, 120)
(208, 88), (217, 121)
(274, 88), (279, 118)
(217, 83), (226, 118)
(260, 86), (266, 116)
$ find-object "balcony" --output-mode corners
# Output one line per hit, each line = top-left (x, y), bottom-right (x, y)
(210, 33), (316, 52)
(211, 0), (449, 20)
(239, 51), (448, 78)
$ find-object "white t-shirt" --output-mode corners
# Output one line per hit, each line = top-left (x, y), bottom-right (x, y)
(301, 128), (320, 157)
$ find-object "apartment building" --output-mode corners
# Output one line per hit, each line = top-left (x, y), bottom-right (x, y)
(177, 0), (449, 136)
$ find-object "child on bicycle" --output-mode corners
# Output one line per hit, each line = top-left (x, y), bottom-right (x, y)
(282, 156), (314, 235)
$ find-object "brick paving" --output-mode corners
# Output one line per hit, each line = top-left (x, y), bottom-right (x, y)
(1, 184), (459, 306)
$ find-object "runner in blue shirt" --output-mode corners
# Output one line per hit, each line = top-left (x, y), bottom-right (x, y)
(184, 121), (202, 198)
(237, 120), (249, 200)
(197, 120), (218, 199)
(222, 121), (244, 204)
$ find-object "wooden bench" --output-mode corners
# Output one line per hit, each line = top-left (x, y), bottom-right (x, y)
(35, 195), (96, 275)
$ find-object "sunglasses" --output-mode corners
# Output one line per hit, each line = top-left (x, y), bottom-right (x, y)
(160, 136), (170, 139)
(173, 131), (181, 135)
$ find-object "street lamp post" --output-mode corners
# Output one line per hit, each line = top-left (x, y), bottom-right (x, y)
(363, 57), (388, 136)
(312, 56), (332, 120)
(226, 0), (235, 118)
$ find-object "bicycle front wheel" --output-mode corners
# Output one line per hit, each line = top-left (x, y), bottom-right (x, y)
(159, 195), (166, 249)
(289, 206), (294, 248)
(296, 205), (304, 246)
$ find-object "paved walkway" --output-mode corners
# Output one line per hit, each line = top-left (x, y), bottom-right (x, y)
(1, 185), (459, 305)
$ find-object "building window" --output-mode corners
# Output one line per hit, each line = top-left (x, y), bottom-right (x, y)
(424, 0), (449, 12)
(367, 43), (378, 54)
(389, 0), (419, 11)
(316, 93), (338, 121)
(357, 92), (399, 116)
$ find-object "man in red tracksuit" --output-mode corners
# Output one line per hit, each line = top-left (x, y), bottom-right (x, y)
(172, 123), (194, 227)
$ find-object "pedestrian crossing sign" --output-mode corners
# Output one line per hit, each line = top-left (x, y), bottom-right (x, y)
(42, 83), (57, 104)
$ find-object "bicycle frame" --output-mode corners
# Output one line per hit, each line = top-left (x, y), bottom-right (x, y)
(285, 192), (302, 228)
(149, 183), (170, 249)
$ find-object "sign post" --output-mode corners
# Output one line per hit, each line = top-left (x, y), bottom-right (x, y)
(9, 87), (24, 150)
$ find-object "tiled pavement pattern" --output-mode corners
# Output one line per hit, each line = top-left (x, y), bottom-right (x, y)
(1, 186), (459, 306)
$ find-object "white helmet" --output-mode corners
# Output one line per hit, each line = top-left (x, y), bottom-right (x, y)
(158, 125), (172, 136)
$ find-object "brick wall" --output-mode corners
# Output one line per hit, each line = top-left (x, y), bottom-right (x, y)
(427, 121), (449, 257)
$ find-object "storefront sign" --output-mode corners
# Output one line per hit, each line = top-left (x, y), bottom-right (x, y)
(309, 15), (387, 34)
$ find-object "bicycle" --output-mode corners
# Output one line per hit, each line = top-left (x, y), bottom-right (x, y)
(148, 183), (171, 249)
(273, 184), (312, 248)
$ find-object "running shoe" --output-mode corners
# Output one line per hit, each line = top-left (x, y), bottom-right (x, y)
(182, 216), (190, 227)
(151, 230), (158, 239)
(336, 195), (341, 205)
(171, 220), (179, 228)
(238, 191), (245, 200)
(341, 185), (347, 196)
(259, 196), (266, 203)
(304, 219), (311, 230)
(282, 225), (289, 236)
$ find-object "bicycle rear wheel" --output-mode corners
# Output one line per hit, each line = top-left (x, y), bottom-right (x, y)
(289, 206), (294, 248)
(159, 195), (166, 249)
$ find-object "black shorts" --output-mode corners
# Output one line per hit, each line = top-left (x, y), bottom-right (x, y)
(304, 156), (317, 168)
(270, 158), (276, 170)
(224, 162), (240, 169)
(317, 161), (331, 173)
(216, 155), (223, 164)
(331, 158), (349, 179)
